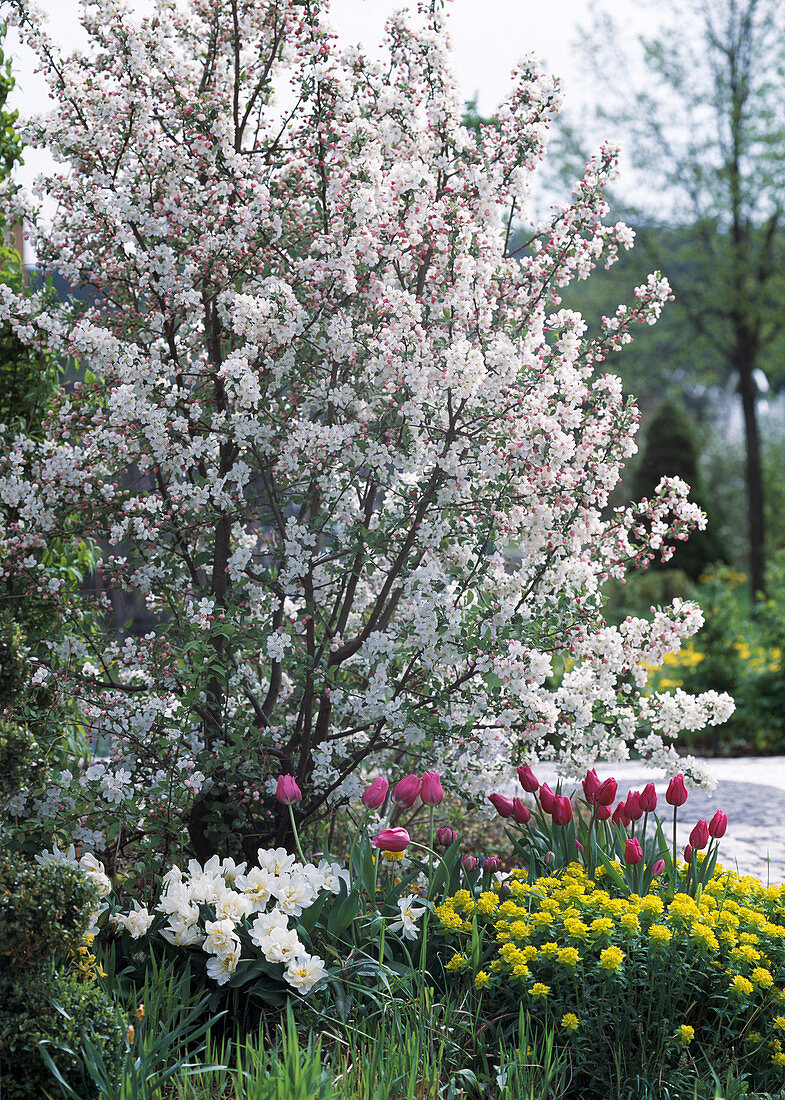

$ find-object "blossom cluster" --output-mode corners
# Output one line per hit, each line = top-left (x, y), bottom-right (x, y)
(111, 850), (343, 991)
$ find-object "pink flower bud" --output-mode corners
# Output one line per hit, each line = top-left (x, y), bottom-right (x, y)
(575, 840), (584, 854)
(651, 859), (665, 877)
(612, 801), (631, 828)
(391, 774), (421, 808)
(517, 765), (539, 793)
(372, 827), (410, 853)
(512, 797), (531, 825)
(539, 783), (556, 815)
(435, 827), (457, 847)
(708, 810), (727, 839)
(666, 773), (688, 807)
(595, 778), (617, 807)
(361, 777), (389, 809)
(689, 819), (710, 850)
(484, 857), (502, 873)
(595, 804), (611, 821)
(489, 792), (515, 818)
(639, 783), (657, 813)
(624, 790), (643, 822)
(275, 774), (302, 805)
(582, 768), (601, 801)
(624, 837), (643, 865)
(552, 795), (573, 826)
(683, 843), (693, 863)
(461, 854), (479, 872)
(420, 771), (444, 806)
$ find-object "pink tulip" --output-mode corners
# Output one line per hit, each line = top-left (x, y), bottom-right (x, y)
(666, 773), (688, 807)
(517, 765), (539, 793)
(484, 857), (502, 873)
(512, 797), (531, 825)
(624, 837), (644, 865)
(489, 792), (515, 818)
(683, 843), (693, 863)
(575, 840), (584, 854)
(372, 827), (410, 852)
(420, 771), (444, 806)
(612, 801), (631, 828)
(689, 819), (710, 850)
(639, 783), (657, 813)
(595, 777), (617, 807)
(552, 795), (573, 826)
(275, 774), (302, 805)
(391, 774), (421, 808)
(595, 804), (611, 821)
(435, 827), (458, 847)
(361, 776), (389, 809)
(624, 790), (643, 822)
(651, 859), (665, 877)
(708, 810), (727, 838)
(461, 854), (479, 872)
(539, 783), (556, 814)
(582, 768), (601, 801)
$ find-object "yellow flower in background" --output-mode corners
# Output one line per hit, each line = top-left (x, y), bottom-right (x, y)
(561, 1013), (580, 1032)
(445, 953), (468, 973)
(730, 974), (754, 997)
(474, 971), (490, 990)
(558, 946), (580, 969)
(530, 983), (549, 999)
(648, 924), (672, 946)
(676, 1024), (694, 1046)
(751, 967), (774, 988)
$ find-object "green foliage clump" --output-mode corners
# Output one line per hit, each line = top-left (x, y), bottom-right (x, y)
(0, 857), (99, 973)
(435, 862), (785, 1097)
(0, 968), (123, 1100)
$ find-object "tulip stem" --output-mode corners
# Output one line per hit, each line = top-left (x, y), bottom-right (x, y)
(428, 806), (434, 886)
(410, 841), (451, 901)
(288, 803), (307, 865)
(672, 805), (678, 897)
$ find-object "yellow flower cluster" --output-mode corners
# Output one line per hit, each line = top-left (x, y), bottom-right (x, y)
(436, 861), (785, 1072)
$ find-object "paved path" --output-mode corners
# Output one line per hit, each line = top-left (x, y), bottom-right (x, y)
(521, 758), (785, 886)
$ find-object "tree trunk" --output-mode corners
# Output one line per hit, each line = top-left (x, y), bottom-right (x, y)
(736, 355), (766, 599)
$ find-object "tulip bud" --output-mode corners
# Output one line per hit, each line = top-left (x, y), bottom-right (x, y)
(624, 790), (643, 822)
(361, 776), (389, 809)
(489, 792), (515, 818)
(484, 856), (502, 873)
(582, 768), (601, 801)
(391, 774), (421, 808)
(275, 774), (302, 805)
(461, 854), (479, 872)
(708, 810), (727, 839)
(683, 843), (693, 863)
(435, 827), (458, 847)
(552, 795), (573, 826)
(651, 859), (665, 877)
(420, 771), (444, 806)
(624, 837), (643, 865)
(612, 801), (631, 828)
(539, 783), (556, 815)
(689, 819), (710, 851)
(371, 827), (410, 852)
(595, 804), (611, 821)
(639, 783), (657, 813)
(512, 797), (531, 825)
(517, 765), (539, 793)
(595, 777), (617, 807)
(666, 773), (688, 807)
(575, 840), (584, 854)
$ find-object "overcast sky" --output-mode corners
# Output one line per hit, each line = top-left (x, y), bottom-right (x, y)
(4, 0), (663, 215)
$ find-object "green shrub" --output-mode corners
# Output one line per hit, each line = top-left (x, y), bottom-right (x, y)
(434, 862), (785, 1097)
(0, 967), (123, 1100)
(0, 857), (99, 973)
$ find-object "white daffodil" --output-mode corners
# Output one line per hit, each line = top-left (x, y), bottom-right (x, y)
(235, 867), (275, 908)
(213, 888), (253, 923)
(272, 872), (317, 917)
(203, 918), (240, 959)
(206, 945), (240, 985)
(284, 953), (327, 994)
(121, 901), (154, 939)
(389, 895), (427, 941)
(256, 847), (298, 877)
(257, 926), (303, 964)
(161, 918), (205, 947)
(249, 909), (289, 948)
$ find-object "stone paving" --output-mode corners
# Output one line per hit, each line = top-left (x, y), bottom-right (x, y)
(526, 758), (785, 885)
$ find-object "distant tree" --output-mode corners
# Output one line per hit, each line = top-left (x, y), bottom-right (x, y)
(577, 0), (785, 598)
(633, 397), (726, 580)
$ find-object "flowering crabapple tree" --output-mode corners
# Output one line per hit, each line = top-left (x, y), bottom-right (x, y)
(0, 0), (733, 866)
